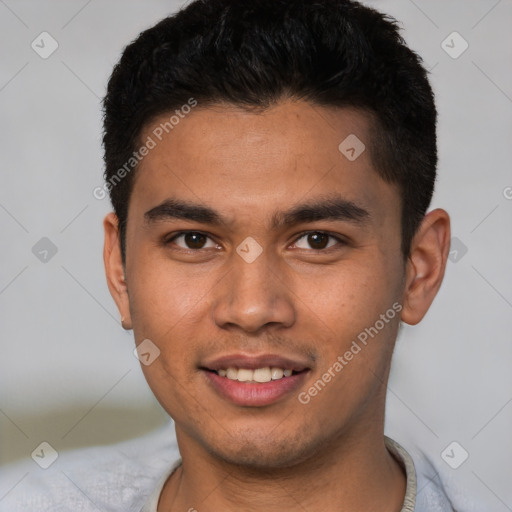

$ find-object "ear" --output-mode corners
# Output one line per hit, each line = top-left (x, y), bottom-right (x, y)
(401, 208), (451, 325)
(103, 212), (132, 330)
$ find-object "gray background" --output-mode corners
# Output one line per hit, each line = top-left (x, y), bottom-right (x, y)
(1, 0), (511, 509)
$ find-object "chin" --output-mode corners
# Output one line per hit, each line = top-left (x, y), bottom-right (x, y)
(201, 426), (323, 470)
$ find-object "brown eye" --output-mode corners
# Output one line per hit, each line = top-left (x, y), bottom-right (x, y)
(294, 232), (343, 251)
(168, 232), (217, 250)
(307, 233), (329, 249)
(184, 233), (207, 249)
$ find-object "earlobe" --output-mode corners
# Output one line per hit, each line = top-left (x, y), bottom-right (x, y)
(401, 209), (451, 325)
(103, 212), (133, 330)
(121, 316), (132, 330)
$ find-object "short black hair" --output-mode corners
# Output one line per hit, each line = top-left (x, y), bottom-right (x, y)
(103, 0), (437, 262)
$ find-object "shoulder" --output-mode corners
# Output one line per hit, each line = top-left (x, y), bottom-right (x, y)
(404, 440), (488, 512)
(386, 436), (455, 512)
(0, 422), (179, 512)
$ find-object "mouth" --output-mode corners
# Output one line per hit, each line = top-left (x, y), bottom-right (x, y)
(200, 354), (311, 407)
(207, 366), (303, 382)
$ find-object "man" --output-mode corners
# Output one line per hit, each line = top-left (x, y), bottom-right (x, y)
(2, 0), (455, 510)
(101, 0), (453, 509)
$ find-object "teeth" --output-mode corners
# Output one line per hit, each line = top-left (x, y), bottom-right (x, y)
(271, 367), (284, 380)
(226, 367), (238, 380)
(237, 368), (253, 382)
(253, 367), (272, 382)
(219, 366), (295, 382)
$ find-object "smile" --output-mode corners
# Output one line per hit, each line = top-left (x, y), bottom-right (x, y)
(216, 367), (295, 382)
(201, 353), (311, 406)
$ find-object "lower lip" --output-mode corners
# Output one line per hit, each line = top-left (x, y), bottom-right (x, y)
(203, 370), (309, 407)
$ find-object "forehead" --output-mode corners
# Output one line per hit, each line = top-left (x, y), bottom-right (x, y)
(139, 101), (373, 170)
(130, 100), (399, 230)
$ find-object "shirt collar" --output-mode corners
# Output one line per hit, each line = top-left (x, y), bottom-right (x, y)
(385, 435), (417, 512)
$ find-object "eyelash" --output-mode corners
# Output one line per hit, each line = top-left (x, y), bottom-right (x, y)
(164, 231), (348, 253)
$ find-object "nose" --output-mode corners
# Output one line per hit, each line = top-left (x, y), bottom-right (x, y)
(211, 252), (296, 335)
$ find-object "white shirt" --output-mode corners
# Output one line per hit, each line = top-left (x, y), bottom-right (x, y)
(0, 420), (470, 511)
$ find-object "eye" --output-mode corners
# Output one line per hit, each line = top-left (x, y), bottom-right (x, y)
(166, 232), (219, 250)
(293, 232), (345, 251)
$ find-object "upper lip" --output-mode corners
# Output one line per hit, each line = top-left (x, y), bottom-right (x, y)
(201, 353), (310, 372)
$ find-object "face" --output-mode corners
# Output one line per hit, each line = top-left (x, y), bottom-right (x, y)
(106, 100), (412, 468)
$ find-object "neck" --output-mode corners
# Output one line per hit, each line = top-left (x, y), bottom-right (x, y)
(158, 425), (407, 512)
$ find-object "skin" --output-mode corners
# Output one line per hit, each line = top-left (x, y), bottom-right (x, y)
(103, 99), (450, 511)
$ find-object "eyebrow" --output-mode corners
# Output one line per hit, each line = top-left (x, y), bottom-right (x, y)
(143, 196), (370, 229)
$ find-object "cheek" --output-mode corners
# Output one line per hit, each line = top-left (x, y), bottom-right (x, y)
(126, 259), (214, 383)
(296, 265), (401, 417)
(128, 264), (214, 414)
(298, 259), (402, 403)
(129, 257), (212, 325)
(300, 259), (398, 330)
